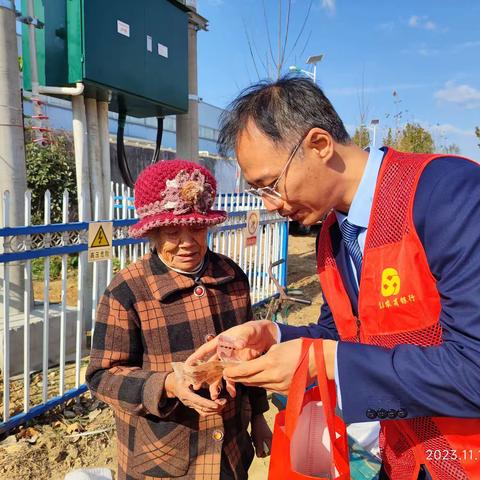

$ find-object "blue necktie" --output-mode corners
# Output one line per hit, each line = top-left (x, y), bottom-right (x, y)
(340, 219), (363, 282)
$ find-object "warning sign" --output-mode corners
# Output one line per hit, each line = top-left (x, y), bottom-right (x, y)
(88, 222), (113, 263)
(245, 210), (260, 247)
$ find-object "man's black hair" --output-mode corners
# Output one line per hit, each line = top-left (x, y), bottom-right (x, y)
(217, 75), (351, 157)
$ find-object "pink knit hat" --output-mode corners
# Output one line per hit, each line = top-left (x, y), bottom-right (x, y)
(129, 160), (227, 238)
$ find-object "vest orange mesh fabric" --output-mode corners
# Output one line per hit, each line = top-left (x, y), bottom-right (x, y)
(409, 418), (468, 480)
(367, 322), (443, 348)
(317, 213), (358, 343)
(380, 426), (417, 480)
(317, 213), (337, 270)
(364, 150), (434, 249)
(363, 150), (467, 479)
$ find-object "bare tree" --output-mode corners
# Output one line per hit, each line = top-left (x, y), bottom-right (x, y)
(244, 0), (314, 80)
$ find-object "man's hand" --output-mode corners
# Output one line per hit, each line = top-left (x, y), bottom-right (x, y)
(185, 320), (278, 401)
(223, 339), (337, 394)
(164, 372), (226, 417)
(185, 320), (279, 365)
(251, 414), (272, 458)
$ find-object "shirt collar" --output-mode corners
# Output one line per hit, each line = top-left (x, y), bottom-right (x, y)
(145, 249), (236, 301)
(335, 147), (384, 229)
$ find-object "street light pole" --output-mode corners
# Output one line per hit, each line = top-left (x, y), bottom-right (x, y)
(289, 53), (324, 84)
(370, 119), (380, 148)
(306, 54), (324, 83)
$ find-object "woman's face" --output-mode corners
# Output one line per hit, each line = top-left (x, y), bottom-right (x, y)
(153, 225), (208, 271)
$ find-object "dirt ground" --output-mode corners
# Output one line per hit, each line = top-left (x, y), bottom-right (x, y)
(0, 233), (322, 480)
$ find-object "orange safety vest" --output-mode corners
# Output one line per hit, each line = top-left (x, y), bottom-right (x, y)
(317, 148), (480, 480)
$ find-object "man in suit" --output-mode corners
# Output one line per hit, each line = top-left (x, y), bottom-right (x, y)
(188, 76), (480, 479)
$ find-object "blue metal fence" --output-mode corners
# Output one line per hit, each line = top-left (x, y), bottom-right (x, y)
(0, 190), (288, 434)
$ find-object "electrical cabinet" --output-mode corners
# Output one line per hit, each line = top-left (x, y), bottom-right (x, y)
(22, 0), (189, 117)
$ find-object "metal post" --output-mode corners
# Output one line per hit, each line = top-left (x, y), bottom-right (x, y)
(85, 98), (102, 218)
(59, 189), (69, 396)
(97, 101), (111, 215)
(23, 190), (31, 411)
(42, 190), (51, 404)
(72, 95), (93, 334)
(72, 96), (91, 221)
(0, 1), (27, 315)
(2, 191), (11, 421)
(176, 8), (207, 162)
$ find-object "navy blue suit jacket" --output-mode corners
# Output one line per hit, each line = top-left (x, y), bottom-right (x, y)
(278, 156), (480, 424)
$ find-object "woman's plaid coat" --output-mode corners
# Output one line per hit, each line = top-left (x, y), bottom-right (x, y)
(86, 250), (268, 480)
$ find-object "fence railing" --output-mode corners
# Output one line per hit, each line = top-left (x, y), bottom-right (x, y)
(0, 188), (288, 434)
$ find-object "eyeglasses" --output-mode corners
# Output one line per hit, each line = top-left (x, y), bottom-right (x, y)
(245, 136), (304, 204)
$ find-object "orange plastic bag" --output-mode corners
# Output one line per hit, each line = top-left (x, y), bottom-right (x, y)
(268, 339), (350, 479)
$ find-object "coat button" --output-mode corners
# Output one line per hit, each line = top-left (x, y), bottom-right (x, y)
(212, 429), (224, 441)
(388, 409), (398, 419)
(204, 333), (216, 343)
(397, 408), (408, 418)
(377, 409), (388, 419)
(194, 285), (205, 297)
(366, 408), (377, 419)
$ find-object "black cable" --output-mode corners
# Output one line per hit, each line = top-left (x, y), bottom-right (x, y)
(117, 110), (135, 188)
(151, 117), (164, 164)
(117, 113), (164, 187)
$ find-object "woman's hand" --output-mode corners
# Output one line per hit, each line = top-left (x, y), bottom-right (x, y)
(164, 372), (226, 417)
(250, 414), (272, 458)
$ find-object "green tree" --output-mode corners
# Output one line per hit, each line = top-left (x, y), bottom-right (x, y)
(352, 125), (371, 149)
(382, 128), (399, 149)
(25, 128), (78, 224)
(475, 127), (480, 149)
(440, 143), (461, 155)
(394, 123), (435, 153)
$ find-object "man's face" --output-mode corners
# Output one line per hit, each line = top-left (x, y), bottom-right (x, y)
(236, 121), (336, 225)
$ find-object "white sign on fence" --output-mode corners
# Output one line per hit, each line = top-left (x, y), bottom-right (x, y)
(245, 210), (260, 247)
(88, 222), (113, 262)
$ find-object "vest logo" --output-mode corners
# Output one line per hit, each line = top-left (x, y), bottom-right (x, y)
(381, 268), (401, 296)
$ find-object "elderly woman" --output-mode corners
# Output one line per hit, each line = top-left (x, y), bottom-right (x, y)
(86, 160), (271, 480)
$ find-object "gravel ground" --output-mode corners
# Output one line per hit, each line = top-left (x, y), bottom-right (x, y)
(0, 232), (321, 480)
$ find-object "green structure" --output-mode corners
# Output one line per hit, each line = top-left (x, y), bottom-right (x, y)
(22, 0), (189, 117)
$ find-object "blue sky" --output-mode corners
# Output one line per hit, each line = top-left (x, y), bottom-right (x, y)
(197, 0), (480, 158)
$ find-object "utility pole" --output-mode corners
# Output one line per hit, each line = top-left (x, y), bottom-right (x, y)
(0, 0), (27, 314)
(176, 2), (207, 163)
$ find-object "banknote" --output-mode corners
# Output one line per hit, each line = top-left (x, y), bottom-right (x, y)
(171, 335), (244, 385)
(171, 360), (238, 385)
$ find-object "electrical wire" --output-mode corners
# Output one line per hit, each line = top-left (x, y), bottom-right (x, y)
(117, 111), (135, 188)
(117, 113), (164, 187)
(151, 117), (164, 164)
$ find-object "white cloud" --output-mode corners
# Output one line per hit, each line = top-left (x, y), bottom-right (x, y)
(428, 123), (475, 137)
(377, 21), (395, 31)
(322, 0), (336, 14)
(408, 15), (437, 30)
(452, 40), (480, 52)
(417, 46), (439, 56)
(408, 15), (420, 27)
(435, 82), (480, 109)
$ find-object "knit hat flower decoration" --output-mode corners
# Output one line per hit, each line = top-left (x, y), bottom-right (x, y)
(160, 169), (214, 215)
(129, 160), (227, 238)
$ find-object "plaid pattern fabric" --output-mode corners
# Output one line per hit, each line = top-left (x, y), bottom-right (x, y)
(86, 250), (268, 480)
